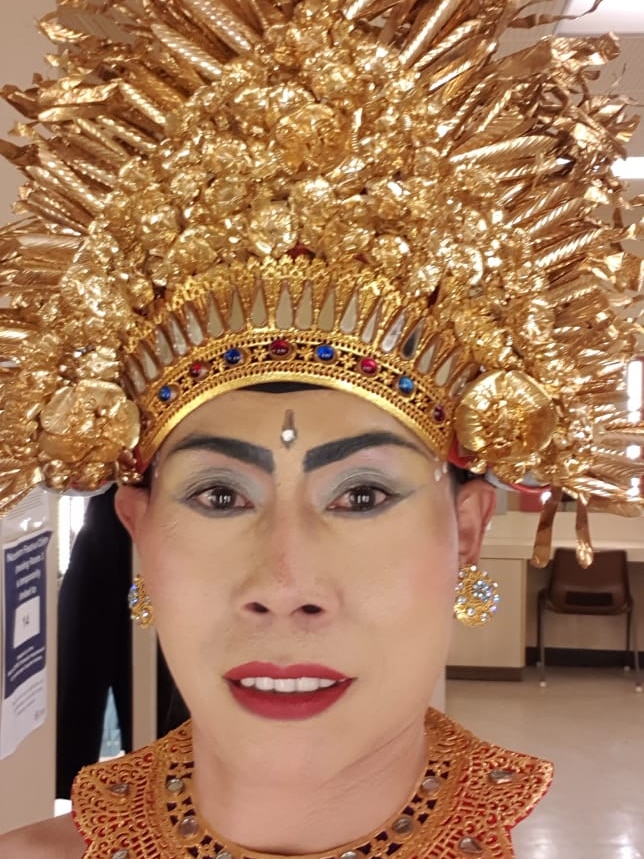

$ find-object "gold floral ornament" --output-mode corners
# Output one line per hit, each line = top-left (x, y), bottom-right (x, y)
(0, 0), (641, 568)
(454, 371), (559, 481)
(39, 380), (139, 489)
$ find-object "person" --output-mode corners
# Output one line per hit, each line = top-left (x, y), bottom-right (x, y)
(56, 486), (188, 799)
(0, 0), (642, 857)
(56, 486), (134, 799)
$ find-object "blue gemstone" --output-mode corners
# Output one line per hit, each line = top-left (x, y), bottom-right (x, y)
(158, 385), (172, 402)
(316, 344), (335, 362)
(127, 583), (139, 608)
(473, 580), (494, 602)
(398, 376), (415, 395)
(224, 348), (242, 366)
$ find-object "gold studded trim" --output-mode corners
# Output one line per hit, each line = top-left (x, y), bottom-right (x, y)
(72, 711), (553, 859)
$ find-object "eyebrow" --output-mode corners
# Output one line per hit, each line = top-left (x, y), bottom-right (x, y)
(166, 430), (425, 476)
(303, 431), (426, 472)
(167, 434), (275, 474)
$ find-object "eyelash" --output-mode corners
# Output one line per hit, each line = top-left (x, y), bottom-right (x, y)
(186, 482), (400, 515)
(187, 484), (252, 515)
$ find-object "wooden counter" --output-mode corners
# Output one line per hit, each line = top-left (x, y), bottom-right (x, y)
(447, 511), (644, 678)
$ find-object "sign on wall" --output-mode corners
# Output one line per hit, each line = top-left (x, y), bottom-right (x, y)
(0, 494), (51, 760)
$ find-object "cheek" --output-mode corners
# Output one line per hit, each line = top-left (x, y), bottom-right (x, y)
(341, 502), (459, 633)
(136, 506), (231, 627)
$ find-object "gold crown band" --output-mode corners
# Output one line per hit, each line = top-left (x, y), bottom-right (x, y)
(124, 257), (466, 463)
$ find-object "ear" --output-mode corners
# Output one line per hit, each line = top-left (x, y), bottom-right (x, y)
(114, 484), (150, 542)
(455, 479), (496, 567)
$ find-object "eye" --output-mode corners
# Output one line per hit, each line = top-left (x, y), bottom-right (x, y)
(329, 484), (394, 513)
(190, 484), (252, 513)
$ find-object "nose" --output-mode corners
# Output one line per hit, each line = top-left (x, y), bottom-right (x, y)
(235, 514), (340, 623)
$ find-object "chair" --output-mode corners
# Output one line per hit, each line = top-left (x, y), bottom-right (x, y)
(537, 548), (642, 691)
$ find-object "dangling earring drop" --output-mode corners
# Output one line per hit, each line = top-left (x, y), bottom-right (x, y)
(128, 574), (154, 629)
(454, 564), (499, 627)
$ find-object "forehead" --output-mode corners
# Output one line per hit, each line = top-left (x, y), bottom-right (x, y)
(160, 387), (430, 454)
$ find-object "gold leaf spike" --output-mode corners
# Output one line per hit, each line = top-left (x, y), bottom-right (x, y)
(154, 327), (174, 366)
(74, 118), (131, 160)
(596, 425), (644, 448)
(294, 282), (313, 330)
(247, 0), (287, 30)
(229, 290), (245, 333)
(575, 501), (593, 569)
(183, 303), (205, 346)
(534, 228), (607, 271)
(98, 118), (158, 155)
(125, 356), (147, 396)
(138, 343), (161, 382)
(182, 0), (260, 53)
(426, 41), (497, 101)
(401, 321), (424, 359)
(360, 303), (380, 345)
(250, 286), (269, 327)
(340, 290), (360, 335)
(414, 19), (483, 74)
(318, 289), (335, 333)
(416, 335), (442, 375)
(167, 315), (189, 356)
(16, 190), (90, 233)
(276, 283), (293, 329)
(30, 150), (104, 215)
(434, 348), (462, 387)
(205, 293), (225, 338)
(532, 488), (563, 569)
(451, 135), (554, 165)
(381, 312), (406, 354)
(399, 0), (466, 68)
(119, 82), (167, 128)
(151, 23), (223, 81)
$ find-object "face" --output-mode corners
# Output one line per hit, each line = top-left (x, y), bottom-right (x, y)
(117, 388), (494, 782)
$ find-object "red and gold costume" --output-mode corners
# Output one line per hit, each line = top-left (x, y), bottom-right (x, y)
(73, 712), (552, 859)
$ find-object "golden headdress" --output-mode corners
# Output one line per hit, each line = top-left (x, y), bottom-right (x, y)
(0, 0), (642, 564)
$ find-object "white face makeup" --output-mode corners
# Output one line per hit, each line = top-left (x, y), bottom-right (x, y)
(116, 387), (494, 787)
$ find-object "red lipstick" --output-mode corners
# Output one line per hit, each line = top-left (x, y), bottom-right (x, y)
(224, 662), (353, 720)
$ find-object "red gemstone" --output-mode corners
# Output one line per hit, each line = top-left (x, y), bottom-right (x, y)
(433, 405), (445, 422)
(359, 357), (379, 376)
(189, 362), (204, 378)
(287, 244), (314, 260)
(270, 339), (291, 357)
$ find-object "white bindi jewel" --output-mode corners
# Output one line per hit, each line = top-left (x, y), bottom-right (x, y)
(280, 410), (297, 448)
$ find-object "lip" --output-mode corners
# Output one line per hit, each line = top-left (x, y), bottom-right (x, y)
(224, 662), (353, 721)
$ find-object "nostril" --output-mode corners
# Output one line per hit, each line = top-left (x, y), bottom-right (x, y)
(248, 602), (269, 614)
(301, 604), (322, 615)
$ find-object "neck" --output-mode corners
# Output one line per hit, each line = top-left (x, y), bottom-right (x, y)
(191, 717), (428, 854)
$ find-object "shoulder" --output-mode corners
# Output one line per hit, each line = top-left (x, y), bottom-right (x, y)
(0, 814), (86, 859)
(425, 708), (553, 853)
(72, 722), (192, 857)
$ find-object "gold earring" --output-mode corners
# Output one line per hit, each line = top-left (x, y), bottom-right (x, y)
(128, 574), (154, 629)
(454, 564), (499, 627)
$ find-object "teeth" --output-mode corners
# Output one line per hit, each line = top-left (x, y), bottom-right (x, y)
(274, 678), (296, 693)
(235, 676), (343, 693)
(296, 677), (321, 692)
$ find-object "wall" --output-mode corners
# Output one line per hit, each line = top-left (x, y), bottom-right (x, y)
(0, 0), (61, 835)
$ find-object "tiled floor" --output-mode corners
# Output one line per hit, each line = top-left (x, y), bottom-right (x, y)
(446, 667), (644, 859)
